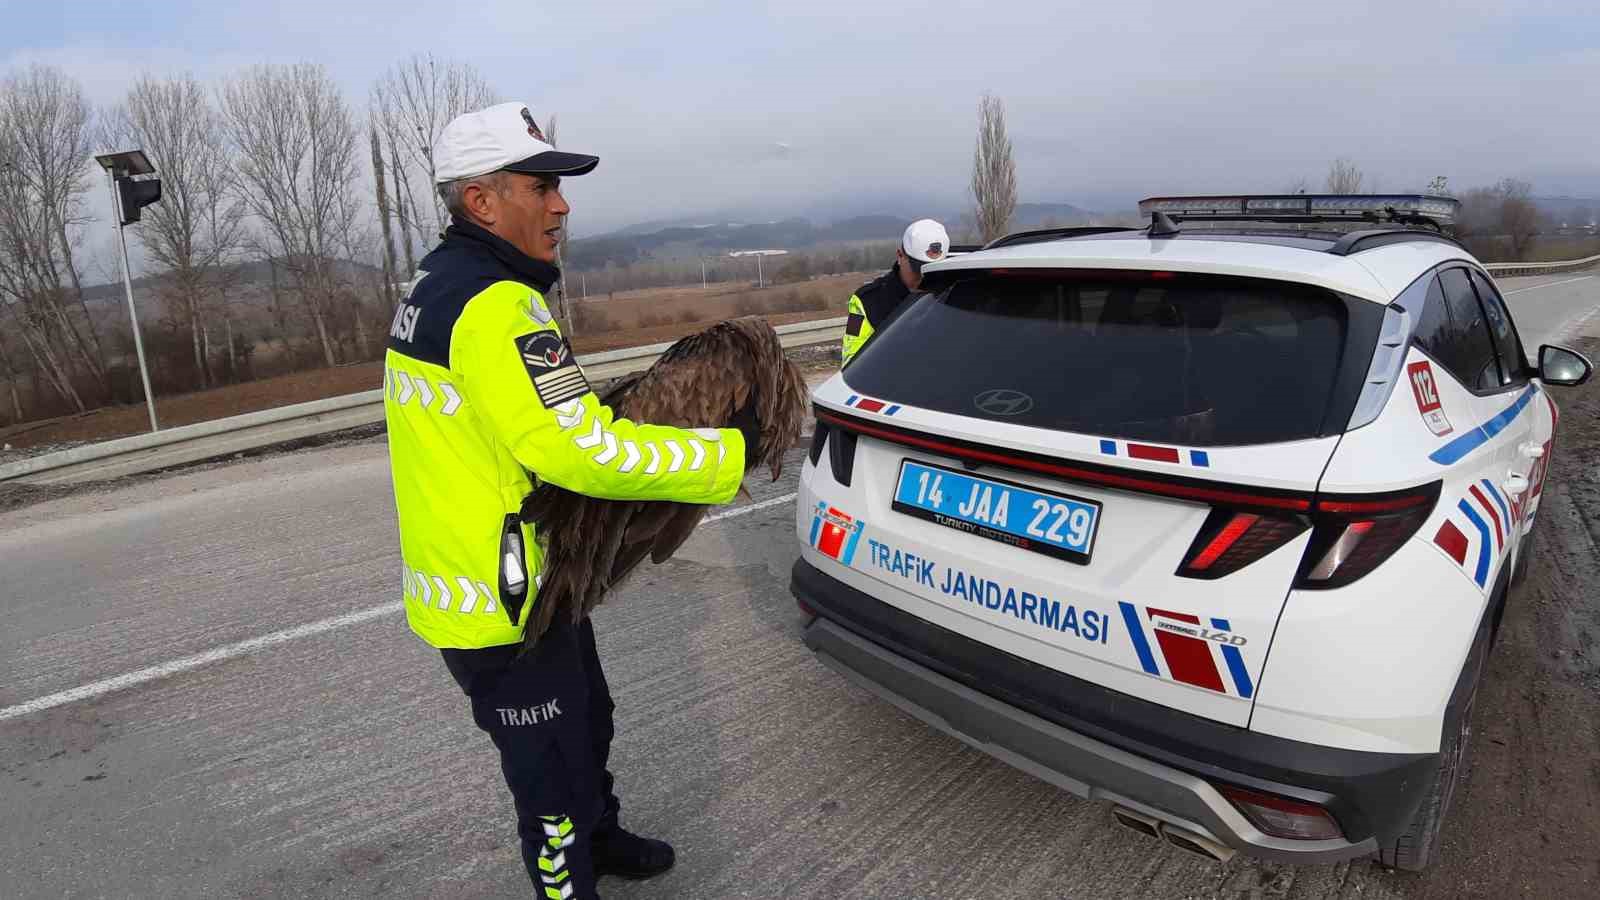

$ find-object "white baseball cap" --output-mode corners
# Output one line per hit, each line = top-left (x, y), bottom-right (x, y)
(902, 218), (950, 263)
(433, 101), (599, 184)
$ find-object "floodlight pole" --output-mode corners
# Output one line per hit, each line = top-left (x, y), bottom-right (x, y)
(106, 166), (158, 432)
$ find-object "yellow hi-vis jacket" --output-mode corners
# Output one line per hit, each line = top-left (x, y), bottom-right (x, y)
(383, 220), (747, 649)
(840, 264), (912, 365)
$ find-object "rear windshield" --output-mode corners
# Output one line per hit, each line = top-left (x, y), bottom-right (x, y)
(842, 271), (1361, 446)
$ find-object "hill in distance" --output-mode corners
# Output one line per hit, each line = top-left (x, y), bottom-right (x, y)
(564, 201), (1097, 269)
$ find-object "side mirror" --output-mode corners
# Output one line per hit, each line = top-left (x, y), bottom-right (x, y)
(1539, 344), (1593, 386)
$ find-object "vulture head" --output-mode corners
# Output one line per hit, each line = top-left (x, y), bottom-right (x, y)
(519, 315), (809, 650)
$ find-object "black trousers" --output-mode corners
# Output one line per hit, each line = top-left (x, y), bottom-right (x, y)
(442, 618), (619, 899)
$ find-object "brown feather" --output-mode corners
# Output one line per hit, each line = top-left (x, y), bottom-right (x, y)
(519, 316), (808, 652)
(647, 505), (710, 565)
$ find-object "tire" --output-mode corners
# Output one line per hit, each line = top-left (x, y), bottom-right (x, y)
(1377, 615), (1491, 872)
(1512, 518), (1539, 589)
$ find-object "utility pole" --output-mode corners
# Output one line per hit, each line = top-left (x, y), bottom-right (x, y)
(95, 150), (164, 433)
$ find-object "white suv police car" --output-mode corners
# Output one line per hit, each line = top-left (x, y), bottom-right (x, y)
(789, 195), (1593, 871)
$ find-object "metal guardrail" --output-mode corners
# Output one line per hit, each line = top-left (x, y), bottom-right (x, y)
(6, 250), (1600, 488)
(1483, 254), (1600, 278)
(0, 316), (846, 486)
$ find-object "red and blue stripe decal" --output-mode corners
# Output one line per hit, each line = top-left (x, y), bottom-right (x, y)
(1429, 386), (1537, 465)
(1118, 603), (1252, 698)
(845, 394), (900, 416)
(1100, 439), (1209, 467)
(1433, 479), (1512, 588)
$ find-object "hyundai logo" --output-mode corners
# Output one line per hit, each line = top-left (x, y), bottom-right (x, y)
(974, 389), (1034, 416)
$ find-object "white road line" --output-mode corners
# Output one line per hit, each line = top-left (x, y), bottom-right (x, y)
(0, 491), (801, 722)
(702, 491), (799, 524)
(1505, 275), (1593, 294)
(0, 603), (401, 722)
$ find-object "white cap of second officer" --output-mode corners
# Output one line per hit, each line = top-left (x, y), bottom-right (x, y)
(902, 219), (950, 263)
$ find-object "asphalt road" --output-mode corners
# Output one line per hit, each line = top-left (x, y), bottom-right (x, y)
(2, 274), (1598, 900)
(1494, 272), (1600, 351)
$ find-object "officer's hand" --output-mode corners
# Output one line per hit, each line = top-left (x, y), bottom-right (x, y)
(729, 385), (763, 464)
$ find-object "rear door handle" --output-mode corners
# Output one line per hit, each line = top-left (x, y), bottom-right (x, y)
(1503, 473), (1530, 496)
(1519, 442), (1545, 459)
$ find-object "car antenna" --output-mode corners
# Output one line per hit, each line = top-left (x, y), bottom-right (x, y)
(1148, 210), (1181, 238)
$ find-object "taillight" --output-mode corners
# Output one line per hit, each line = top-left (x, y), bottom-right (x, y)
(1296, 482), (1441, 589)
(1176, 483), (1439, 584)
(1214, 783), (1343, 841)
(1177, 510), (1309, 579)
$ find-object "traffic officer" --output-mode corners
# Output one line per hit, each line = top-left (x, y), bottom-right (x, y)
(382, 101), (761, 899)
(840, 218), (950, 365)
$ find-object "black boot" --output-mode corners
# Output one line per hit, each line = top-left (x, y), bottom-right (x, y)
(591, 827), (675, 879)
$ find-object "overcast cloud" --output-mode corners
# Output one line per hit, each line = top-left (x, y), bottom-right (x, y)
(4, 0), (1598, 239)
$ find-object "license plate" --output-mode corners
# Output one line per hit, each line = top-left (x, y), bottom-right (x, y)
(891, 460), (1102, 565)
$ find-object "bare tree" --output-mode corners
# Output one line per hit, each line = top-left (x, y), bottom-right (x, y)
(371, 53), (498, 250)
(1495, 178), (1542, 261)
(370, 123), (400, 308)
(1325, 157), (1364, 194)
(330, 183), (387, 361)
(221, 63), (363, 368)
(0, 335), (23, 423)
(202, 173), (249, 382)
(1455, 180), (1547, 262)
(106, 74), (244, 389)
(0, 67), (103, 412)
(1456, 186), (1499, 236)
(544, 112), (574, 331)
(971, 92), (1018, 244)
(0, 65), (109, 400)
(1426, 175), (1449, 196)
(388, 129), (418, 275)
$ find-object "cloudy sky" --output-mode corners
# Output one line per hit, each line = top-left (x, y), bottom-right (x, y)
(5, 0), (1599, 238)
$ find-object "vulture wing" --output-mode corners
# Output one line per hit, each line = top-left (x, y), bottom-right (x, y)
(520, 316), (809, 650)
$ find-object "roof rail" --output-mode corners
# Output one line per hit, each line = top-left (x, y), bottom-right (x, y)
(1326, 229), (1465, 257)
(1138, 194), (1459, 230)
(981, 225), (1140, 250)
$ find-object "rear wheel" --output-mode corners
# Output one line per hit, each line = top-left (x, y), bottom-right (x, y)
(1512, 518), (1539, 588)
(1377, 615), (1490, 871)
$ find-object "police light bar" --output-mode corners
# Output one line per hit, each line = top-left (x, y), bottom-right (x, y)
(1139, 194), (1459, 227)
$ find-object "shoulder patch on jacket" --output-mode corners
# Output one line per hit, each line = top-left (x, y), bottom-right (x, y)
(517, 331), (590, 407)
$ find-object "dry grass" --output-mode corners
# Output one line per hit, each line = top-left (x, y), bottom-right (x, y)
(0, 274), (871, 448)
(566, 272), (866, 332)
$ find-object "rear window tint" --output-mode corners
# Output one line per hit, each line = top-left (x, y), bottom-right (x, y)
(1411, 275), (1454, 365)
(842, 272), (1355, 446)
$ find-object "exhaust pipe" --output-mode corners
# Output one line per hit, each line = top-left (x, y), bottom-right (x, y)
(1110, 806), (1235, 863)
(1158, 824), (1235, 863)
(1110, 805), (1162, 839)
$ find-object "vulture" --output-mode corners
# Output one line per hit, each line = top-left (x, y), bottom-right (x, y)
(519, 315), (809, 650)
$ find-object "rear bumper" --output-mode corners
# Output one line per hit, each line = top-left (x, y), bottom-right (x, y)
(791, 559), (1433, 864)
